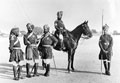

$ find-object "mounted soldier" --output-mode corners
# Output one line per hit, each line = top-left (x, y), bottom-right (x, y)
(23, 23), (40, 78)
(99, 24), (113, 76)
(9, 28), (24, 80)
(38, 24), (58, 77)
(54, 11), (66, 50)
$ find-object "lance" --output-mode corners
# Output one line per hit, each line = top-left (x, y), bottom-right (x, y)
(101, 9), (104, 75)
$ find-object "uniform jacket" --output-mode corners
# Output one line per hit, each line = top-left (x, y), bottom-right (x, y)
(9, 34), (24, 62)
(38, 32), (58, 59)
(24, 32), (39, 60)
(54, 19), (65, 30)
(99, 34), (113, 60)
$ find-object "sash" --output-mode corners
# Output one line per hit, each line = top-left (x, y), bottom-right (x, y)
(26, 32), (33, 44)
(42, 32), (51, 41)
(14, 38), (19, 45)
(27, 32), (33, 39)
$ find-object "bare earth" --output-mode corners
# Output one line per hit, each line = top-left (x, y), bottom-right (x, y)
(0, 35), (120, 83)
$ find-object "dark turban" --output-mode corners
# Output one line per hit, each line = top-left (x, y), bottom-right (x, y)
(57, 11), (63, 16)
(102, 24), (109, 30)
(10, 28), (19, 36)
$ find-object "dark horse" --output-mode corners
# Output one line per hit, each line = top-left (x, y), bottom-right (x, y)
(53, 21), (92, 73)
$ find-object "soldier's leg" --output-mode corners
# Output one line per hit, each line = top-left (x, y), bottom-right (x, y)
(26, 60), (32, 78)
(18, 61), (25, 79)
(107, 60), (111, 75)
(42, 59), (46, 70)
(103, 60), (107, 75)
(44, 59), (51, 77)
(33, 59), (39, 77)
(12, 61), (19, 80)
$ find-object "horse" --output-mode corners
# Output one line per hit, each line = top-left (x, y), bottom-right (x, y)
(53, 21), (92, 73)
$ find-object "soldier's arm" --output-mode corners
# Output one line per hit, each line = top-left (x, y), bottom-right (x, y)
(61, 20), (66, 29)
(54, 21), (60, 30)
(107, 35), (113, 52)
(9, 35), (15, 51)
(50, 35), (58, 47)
(23, 35), (30, 45)
(98, 36), (102, 49)
(99, 36), (108, 53)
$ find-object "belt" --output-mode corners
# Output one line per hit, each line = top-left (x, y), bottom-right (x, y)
(42, 45), (52, 48)
(13, 47), (21, 49)
(29, 44), (37, 47)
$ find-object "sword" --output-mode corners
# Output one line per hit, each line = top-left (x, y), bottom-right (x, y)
(52, 55), (57, 75)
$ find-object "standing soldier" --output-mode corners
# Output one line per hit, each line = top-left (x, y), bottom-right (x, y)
(54, 11), (66, 50)
(24, 23), (40, 78)
(38, 24), (58, 77)
(9, 28), (24, 80)
(99, 24), (113, 75)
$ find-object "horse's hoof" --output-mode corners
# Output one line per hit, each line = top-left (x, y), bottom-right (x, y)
(68, 71), (71, 73)
(72, 69), (75, 72)
(71, 68), (75, 72)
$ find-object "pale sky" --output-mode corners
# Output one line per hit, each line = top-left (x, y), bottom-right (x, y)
(0, 0), (120, 33)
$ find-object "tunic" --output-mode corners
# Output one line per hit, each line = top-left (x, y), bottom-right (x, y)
(24, 32), (39, 60)
(38, 33), (58, 59)
(99, 34), (113, 60)
(54, 19), (66, 38)
(9, 35), (24, 63)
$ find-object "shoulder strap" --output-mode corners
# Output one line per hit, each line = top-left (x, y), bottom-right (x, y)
(14, 38), (19, 45)
(27, 32), (33, 39)
(42, 32), (51, 41)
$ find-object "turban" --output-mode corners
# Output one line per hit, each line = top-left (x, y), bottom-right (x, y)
(57, 11), (63, 16)
(43, 24), (50, 30)
(102, 24), (109, 30)
(26, 23), (34, 30)
(10, 28), (19, 36)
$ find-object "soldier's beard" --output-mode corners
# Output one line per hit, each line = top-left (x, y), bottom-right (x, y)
(57, 17), (62, 20)
(28, 30), (33, 33)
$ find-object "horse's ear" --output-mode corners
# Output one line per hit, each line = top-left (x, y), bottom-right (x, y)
(84, 20), (86, 23)
(86, 20), (88, 23)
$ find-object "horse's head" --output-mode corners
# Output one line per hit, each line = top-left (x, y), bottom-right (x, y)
(81, 21), (92, 39)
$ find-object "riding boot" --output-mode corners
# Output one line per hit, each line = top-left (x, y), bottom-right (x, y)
(103, 61), (107, 75)
(42, 60), (46, 70)
(18, 65), (23, 79)
(26, 63), (31, 78)
(13, 66), (19, 80)
(33, 63), (39, 77)
(44, 64), (50, 77)
(107, 62), (111, 76)
(62, 42), (65, 50)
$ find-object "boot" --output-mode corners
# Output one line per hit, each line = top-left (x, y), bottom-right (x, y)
(33, 63), (39, 77)
(59, 40), (63, 51)
(103, 61), (107, 75)
(18, 65), (24, 79)
(42, 60), (46, 70)
(26, 63), (31, 78)
(13, 66), (19, 80)
(107, 62), (111, 76)
(62, 42), (65, 50)
(44, 64), (50, 77)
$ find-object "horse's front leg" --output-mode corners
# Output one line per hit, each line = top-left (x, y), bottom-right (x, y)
(71, 51), (75, 72)
(67, 50), (72, 73)
(67, 56), (70, 73)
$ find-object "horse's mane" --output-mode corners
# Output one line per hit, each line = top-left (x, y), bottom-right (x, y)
(70, 24), (83, 41)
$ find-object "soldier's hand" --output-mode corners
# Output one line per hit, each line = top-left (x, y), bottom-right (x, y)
(104, 50), (108, 54)
(53, 43), (57, 48)
(8, 47), (13, 53)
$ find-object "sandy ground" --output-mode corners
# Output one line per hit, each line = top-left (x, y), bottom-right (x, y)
(0, 35), (120, 83)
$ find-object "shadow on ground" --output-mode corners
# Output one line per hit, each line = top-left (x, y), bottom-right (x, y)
(0, 63), (102, 80)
